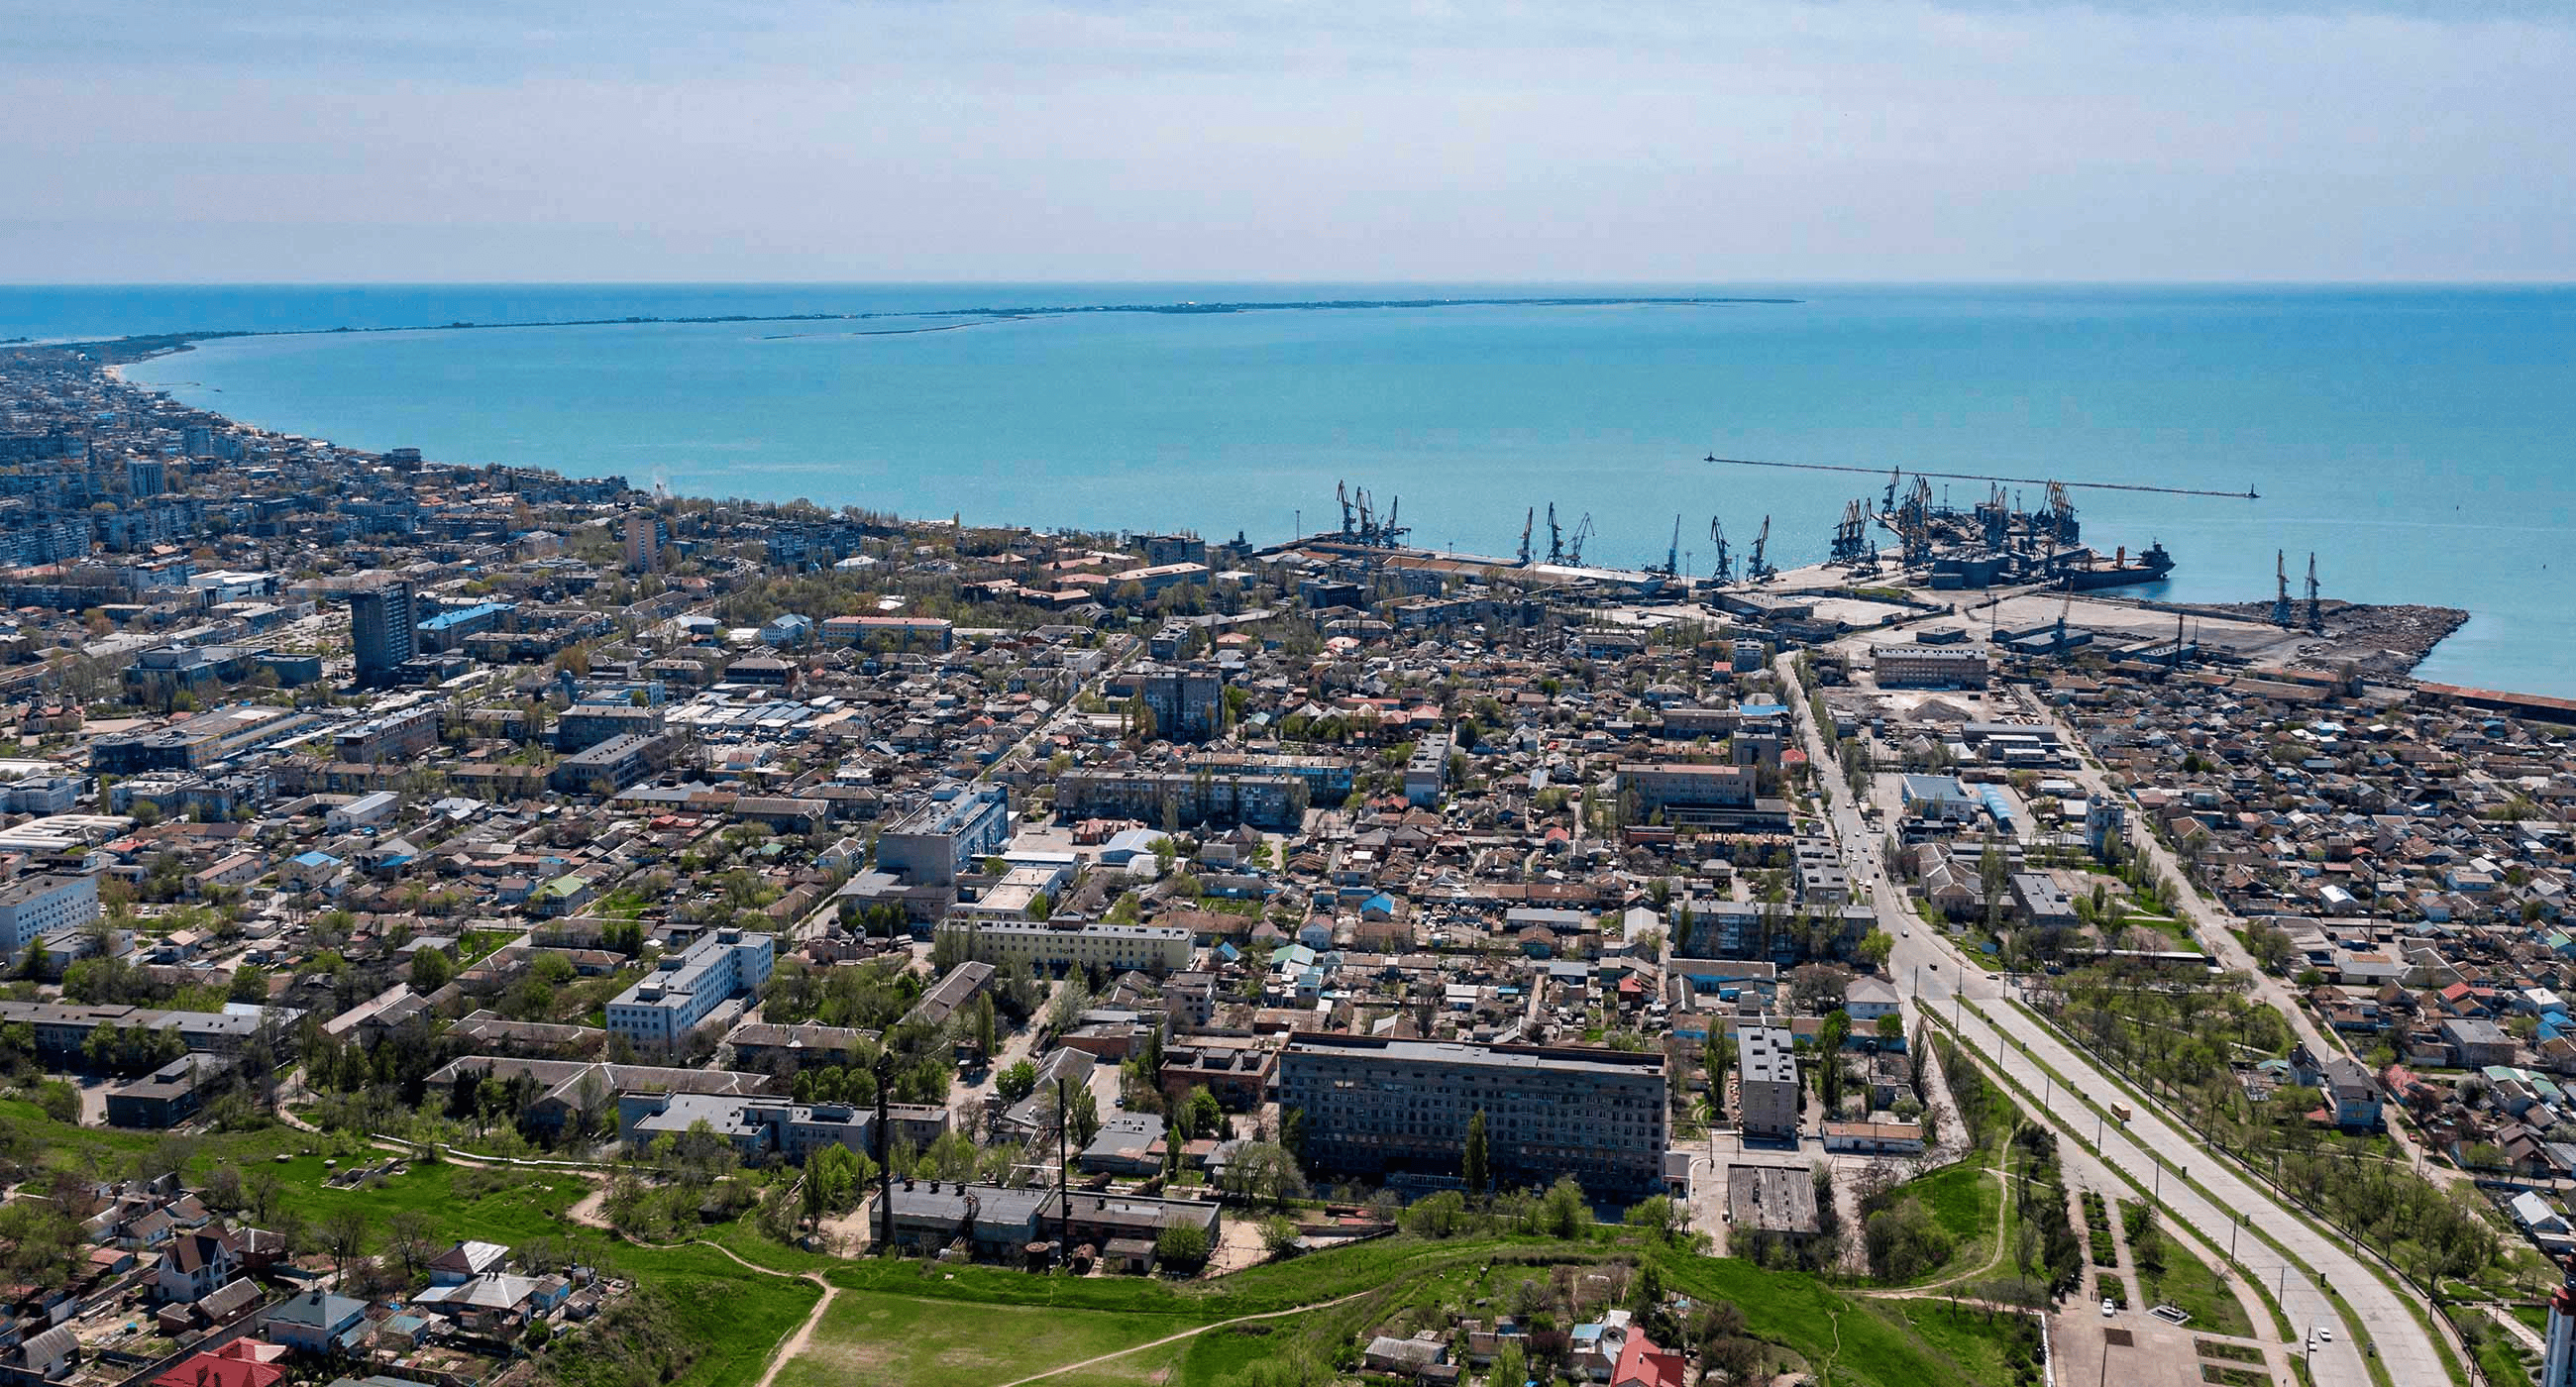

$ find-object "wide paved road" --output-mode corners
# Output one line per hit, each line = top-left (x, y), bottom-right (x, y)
(1776, 657), (2441, 1387)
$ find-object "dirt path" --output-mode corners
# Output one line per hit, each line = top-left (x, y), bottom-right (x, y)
(565, 1183), (612, 1229)
(752, 1280), (837, 1387)
(990, 1287), (1379, 1387)
(1856, 1149), (2020, 1300)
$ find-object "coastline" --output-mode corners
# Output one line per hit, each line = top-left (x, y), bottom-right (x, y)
(78, 338), (2482, 695)
(41, 287), (2569, 698)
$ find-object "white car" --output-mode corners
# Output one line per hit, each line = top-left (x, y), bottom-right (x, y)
(2100, 1299), (2115, 1318)
(2318, 1330), (2333, 1343)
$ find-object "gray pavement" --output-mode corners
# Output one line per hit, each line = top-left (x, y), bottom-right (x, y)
(1776, 655), (2443, 1387)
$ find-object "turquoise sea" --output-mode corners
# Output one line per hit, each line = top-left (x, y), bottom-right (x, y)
(7, 282), (2573, 695)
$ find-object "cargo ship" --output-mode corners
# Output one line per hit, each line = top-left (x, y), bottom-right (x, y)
(2058, 540), (2175, 591)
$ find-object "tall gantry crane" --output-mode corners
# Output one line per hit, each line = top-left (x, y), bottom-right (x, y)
(1707, 517), (1733, 585)
(1565, 513), (1595, 567)
(2307, 552), (2322, 631)
(1546, 503), (1564, 565)
(2271, 550), (2293, 628)
(1830, 497), (1875, 568)
(1517, 508), (1535, 566)
(1747, 515), (1775, 583)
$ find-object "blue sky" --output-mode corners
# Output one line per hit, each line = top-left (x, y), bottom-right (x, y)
(3, 1), (2568, 281)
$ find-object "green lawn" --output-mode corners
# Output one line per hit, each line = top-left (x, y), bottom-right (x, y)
(1892, 1164), (2006, 1286)
(1651, 1246), (2010, 1387)
(773, 1287), (1203, 1387)
(3, 1096), (2047, 1387)
(1885, 1300), (2042, 1387)
(262, 1152), (590, 1242)
(591, 1242), (826, 1387)
(769, 1232), (2037, 1387)
(2122, 1200), (2254, 1338)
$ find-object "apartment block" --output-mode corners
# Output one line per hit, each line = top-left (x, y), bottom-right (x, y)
(1277, 1035), (1667, 1198)
(350, 582), (416, 687)
(876, 782), (1011, 887)
(1737, 1023), (1800, 1143)
(933, 919), (1192, 975)
(604, 928), (776, 1049)
(0, 873), (99, 961)
(1055, 770), (1303, 829)
(1872, 644), (1989, 690)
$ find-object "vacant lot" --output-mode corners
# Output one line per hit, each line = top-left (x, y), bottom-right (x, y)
(772, 1288), (1209, 1387)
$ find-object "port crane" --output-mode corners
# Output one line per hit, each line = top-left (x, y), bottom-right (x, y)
(1747, 515), (1776, 583)
(1517, 508), (1535, 567)
(1545, 503), (1564, 565)
(1333, 480), (1412, 548)
(2306, 552), (2322, 631)
(1564, 513), (1596, 566)
(1650, 514), (1680, 578)
(2272, 550), (2293, 628)
(1830, 497), (1875, 569)
(1706, 517), (1733, 585)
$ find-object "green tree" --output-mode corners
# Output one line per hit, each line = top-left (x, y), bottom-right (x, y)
(410, 946), (455, 991)
(1179, 1085), (1224, 1142)
(1462, 1109), (1491, 1200)
(1622, 1194), (1682, 1244)
(1539, 1174), (1589, 1239)
(1155, 1222), (1211, 1269)
(995, 1059), (1039, 1103)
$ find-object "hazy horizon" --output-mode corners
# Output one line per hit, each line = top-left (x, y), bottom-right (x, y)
(5, 1), (2569, 284)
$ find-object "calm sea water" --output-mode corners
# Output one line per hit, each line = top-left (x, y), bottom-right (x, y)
(9, 282), (2573, 694)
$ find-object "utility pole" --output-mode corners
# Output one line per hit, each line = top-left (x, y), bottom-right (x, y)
(1055, 1075), (1072, 1261)
(873, 1050), (895, 1253)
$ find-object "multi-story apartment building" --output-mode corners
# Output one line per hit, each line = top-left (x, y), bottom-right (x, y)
(1871, 644), (1989, 690)
(933, 919), (1192, 975)
(876, 782), (1011, 887)
(1111, 663), (1223, 742)
(603, 928), (775, 1049)
(622, 1092), (873, 1163)
(622, 510), (667, 571)
(1054, 771), (1303, 829)
(349, 582), (416, 687)
(0, 873), (99, 961)
(1738, 1023), (1800, 1143)
(548, 730), (681, 796)
(1616, 761), (1754, 813)
(555, 701), (666, 755)
(333, 704), (443, 764)
(1277, 1035), (1667, 1198)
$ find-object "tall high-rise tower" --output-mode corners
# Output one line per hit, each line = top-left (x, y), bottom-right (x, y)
(350, 582), (416, 687)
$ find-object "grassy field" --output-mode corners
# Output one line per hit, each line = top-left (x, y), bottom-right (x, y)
(1886, 1300), (2040, 1386)
(1902, 1164), (2006, 1284)
(2121, 1200), (2254, 1339)
(770, 1232), (2041, 1387)
(3, 1099), (2047, 1387)
(773, 1288), (1207, 1387)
